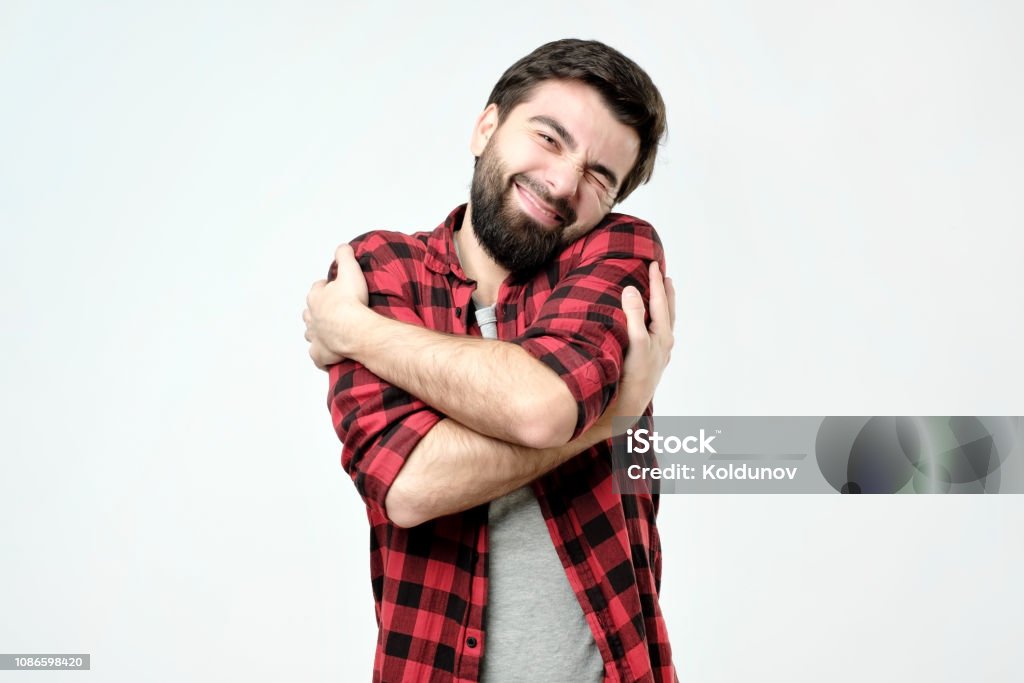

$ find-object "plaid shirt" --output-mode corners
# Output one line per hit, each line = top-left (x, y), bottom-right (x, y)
(326, 204), (676, 682)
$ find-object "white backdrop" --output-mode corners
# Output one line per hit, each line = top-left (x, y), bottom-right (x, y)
(2, 1), (1022, 681)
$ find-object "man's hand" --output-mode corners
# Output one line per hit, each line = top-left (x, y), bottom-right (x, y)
(303, 244), (370, 370)
(594, 261), (676, 435)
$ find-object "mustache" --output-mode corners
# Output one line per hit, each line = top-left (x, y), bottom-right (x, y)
(510, 173), (577, 225)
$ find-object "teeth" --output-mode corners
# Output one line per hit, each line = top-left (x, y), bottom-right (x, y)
(520, 184), (559, 220)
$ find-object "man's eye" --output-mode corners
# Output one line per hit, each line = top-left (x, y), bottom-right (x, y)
(586, 171), (609, 193)
(538, 133), (556, 145)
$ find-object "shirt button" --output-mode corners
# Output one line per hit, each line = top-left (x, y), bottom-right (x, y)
(455, 307), (462, 316)
(466, 637), (478, 648)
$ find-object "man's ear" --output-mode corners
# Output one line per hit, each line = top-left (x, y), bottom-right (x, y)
(469, 103), (500, 156)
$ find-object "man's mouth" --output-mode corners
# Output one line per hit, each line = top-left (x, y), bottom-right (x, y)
(514, 182), (563, 228)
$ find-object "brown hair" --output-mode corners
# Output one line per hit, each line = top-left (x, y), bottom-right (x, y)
(485, 38), (667, 203)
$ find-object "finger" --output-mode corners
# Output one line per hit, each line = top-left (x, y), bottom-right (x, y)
(305, 329), (312, 342)
(648, 261), (670, 332)
(334, 243), (357, 274)
(621, 285), (648, 347)
(302, 308), (311, 325)
(664, 276), (677, 330)
(335, 243), (364, 285)
(306, 280), (326, 307)
(326, 243), (354, 284)
(309, 345), (325, 371)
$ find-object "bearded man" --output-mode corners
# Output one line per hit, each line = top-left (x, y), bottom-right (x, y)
(304, 38), (678, 682)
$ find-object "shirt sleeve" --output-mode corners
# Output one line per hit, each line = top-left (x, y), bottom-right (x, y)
(325, 250), (443, 521)
(510, 217), (665, 439)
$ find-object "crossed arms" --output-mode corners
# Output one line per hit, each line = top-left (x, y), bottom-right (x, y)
(304, 228), (675, 527)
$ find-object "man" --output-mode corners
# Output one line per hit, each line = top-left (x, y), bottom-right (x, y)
(304, 39), (677, 682)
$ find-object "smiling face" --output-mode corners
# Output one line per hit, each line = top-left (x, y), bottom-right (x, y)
(468, 79), (641, 274)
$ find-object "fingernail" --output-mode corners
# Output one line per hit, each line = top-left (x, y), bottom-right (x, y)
(623, 286), (640, 298)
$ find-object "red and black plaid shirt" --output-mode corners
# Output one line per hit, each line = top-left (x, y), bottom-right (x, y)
(326, 204), (676, 682)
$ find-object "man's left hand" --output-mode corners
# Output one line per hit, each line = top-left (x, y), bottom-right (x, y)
(304, 243), (371, 370)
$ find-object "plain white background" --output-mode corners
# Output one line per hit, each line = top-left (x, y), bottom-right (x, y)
(2, 1), (1022, 681)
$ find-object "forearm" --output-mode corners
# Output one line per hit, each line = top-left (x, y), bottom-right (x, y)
(348, 309), (577, 448)
(384, 413), (614, 528)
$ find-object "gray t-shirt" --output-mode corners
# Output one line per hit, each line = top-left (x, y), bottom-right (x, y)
(474, 301), (605, 683)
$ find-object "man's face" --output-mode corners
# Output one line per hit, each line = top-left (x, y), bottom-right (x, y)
(468, 79), (640, 274)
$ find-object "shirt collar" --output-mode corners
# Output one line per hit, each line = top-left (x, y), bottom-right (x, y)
(424, 203), (472, 281)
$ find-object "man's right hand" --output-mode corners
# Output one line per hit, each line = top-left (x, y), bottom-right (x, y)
(304, 244), (372, 370)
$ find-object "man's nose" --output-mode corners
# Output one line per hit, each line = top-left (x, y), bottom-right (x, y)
(542, 156), (582, 199)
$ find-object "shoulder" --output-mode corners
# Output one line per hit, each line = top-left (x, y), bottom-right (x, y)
(575, 213), (664, 264)
(324, 228), (433, 288)
(348, 228), (431, 267)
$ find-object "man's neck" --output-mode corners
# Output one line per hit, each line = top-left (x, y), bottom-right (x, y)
(455, 202), (509, 306)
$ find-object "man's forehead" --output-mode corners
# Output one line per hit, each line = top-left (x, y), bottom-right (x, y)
(506, 79), (606, 119)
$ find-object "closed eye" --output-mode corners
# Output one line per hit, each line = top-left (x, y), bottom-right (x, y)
(586, 170), (610, 193)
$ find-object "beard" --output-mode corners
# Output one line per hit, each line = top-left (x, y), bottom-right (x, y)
(468, 142), (579, 275)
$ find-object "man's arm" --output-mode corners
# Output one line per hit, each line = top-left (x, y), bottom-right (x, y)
(347, 308), (579, 450)
(329, 276), (674, 528)
(385, 278), (675, 528)
(306, 219), (664, 449)
(386, 412), (610, 529)
(308, 244), (575, 449)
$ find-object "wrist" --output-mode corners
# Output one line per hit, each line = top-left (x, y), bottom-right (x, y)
(329, 303), (377, 359)
(615, 389), (647, 421)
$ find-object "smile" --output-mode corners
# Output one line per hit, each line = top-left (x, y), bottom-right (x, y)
(514, 182), (563, 228)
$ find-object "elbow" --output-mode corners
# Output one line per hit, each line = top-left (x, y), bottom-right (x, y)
(384, 472), (433, 529)
(387, 506), (423, 530)
(512, 390), (577, 450)
(384, 482), (424, 529)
